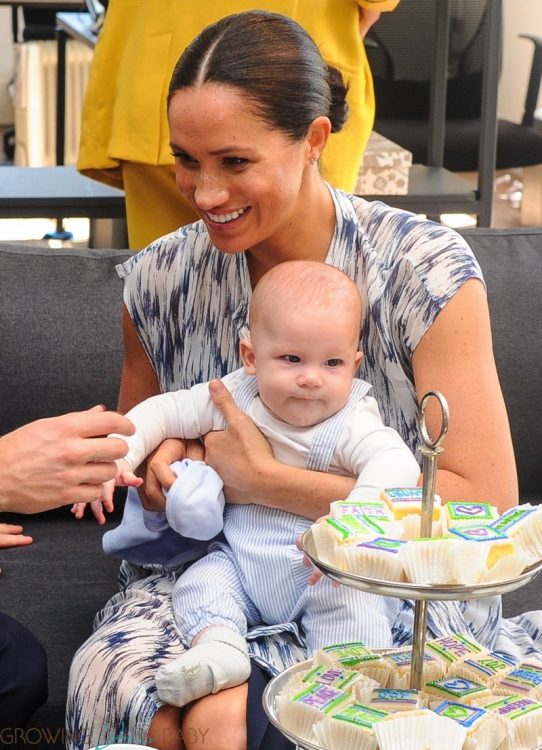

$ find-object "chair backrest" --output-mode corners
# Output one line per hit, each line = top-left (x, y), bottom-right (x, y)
(366, 0), (489, 120)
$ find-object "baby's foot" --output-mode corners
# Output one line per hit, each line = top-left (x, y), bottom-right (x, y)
(156, 627), (250, 707)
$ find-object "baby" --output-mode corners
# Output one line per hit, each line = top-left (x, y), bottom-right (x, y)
(102, 260), (420, 707)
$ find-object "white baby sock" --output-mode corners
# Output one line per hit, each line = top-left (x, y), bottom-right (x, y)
(155, 626), (251, 707)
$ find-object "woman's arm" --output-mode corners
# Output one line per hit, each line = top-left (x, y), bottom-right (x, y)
(118, 306), (161, 412)
(119, 307), (205, 509)
(412, 278), (518, 511)
(203, 380), (356, 521)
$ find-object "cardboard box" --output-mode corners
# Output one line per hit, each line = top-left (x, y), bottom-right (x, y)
(355, 131), (413, 195)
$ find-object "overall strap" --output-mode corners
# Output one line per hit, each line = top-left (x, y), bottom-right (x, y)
(307, 379), (372, 473)
(233, 374), (260, 412)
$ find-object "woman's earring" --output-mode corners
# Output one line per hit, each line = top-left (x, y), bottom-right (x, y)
(310, 158), (317, 165)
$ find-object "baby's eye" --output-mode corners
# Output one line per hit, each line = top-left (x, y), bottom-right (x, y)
(282, 355), (301, 363)
(326, 358), (343, 368)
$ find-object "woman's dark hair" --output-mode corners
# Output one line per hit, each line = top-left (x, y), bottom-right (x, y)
(167, 10), (348, 139)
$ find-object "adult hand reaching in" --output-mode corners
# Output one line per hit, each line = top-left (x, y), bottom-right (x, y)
(0, 406), (134, 514)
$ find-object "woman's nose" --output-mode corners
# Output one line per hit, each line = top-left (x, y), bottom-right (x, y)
(194, 173), (229, 210)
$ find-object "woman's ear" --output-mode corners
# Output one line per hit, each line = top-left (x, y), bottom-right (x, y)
(306, 116), (332, 162)
(239, 338), (257, 375)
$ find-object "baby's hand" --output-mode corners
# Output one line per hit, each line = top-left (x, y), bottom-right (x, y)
(115, 458), (144, 489)
(71, 493), (114, 525)
(71, 469), (117, 523)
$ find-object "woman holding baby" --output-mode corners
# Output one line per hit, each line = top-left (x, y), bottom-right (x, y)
(66, 10), (523, 750)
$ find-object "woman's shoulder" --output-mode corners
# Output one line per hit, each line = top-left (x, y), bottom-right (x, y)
(116, 221), (210, 280)
(330, 188), (481, 279)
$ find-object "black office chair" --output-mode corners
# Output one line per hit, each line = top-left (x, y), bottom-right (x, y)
(366, 1), (542, 175)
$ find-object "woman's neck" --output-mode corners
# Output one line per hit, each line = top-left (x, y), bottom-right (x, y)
(246, 178), (336, 288)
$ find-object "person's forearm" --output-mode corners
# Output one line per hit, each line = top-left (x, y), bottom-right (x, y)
(424, 469), (518, 513)
(254, 460), (356, 520)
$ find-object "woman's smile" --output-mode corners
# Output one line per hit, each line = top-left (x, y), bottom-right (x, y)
(205, 206), (250, 226)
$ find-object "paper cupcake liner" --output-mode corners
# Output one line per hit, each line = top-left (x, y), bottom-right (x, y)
(276, 694), (320, 742)
(480, 551), (529, 583)
(338, 545), (405, 581)
(403, 539), (486, 585)
(350, 674), (382, 703)
(313, 717), (379, 750)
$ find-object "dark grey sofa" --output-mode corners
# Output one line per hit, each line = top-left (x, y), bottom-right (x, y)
(0, 229), (541, 748)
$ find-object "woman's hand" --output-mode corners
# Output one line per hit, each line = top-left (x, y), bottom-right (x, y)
(203, 379), (274, 504)
(140, 438), (205, 511)
(0, 523), (33, 548)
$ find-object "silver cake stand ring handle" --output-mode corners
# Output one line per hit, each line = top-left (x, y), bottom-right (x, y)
(419, 390), (449, 452)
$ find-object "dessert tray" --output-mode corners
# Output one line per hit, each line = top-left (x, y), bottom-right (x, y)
(262, 659), (542, 750)
(301, 526), (542, 601)
(262, 392), (542, 750)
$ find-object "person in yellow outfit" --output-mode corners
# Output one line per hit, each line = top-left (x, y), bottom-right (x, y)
(78, 0), (399, 248)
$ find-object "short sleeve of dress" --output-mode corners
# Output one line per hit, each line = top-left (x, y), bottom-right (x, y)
(116, 223), (251, 393)
(352, 198), (485, 374)
(116, 227), (193, 389)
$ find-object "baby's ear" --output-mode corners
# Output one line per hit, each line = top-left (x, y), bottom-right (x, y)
(239, 337), (257, 375)
(354, 351), (364, 373)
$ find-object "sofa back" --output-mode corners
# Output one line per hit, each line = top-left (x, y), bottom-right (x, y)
(0, 231), (540, 500)
(0, 243), (130, 434)
(460, 228), (542, 501)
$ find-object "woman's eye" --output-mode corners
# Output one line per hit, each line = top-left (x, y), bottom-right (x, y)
(283, 355), (301, 363)
(326, 359), (343, 368)
(224, 157), (249, 168)
(171, 151), (198, 168)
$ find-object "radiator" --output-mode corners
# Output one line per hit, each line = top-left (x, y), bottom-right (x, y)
(13, 40), (94, 167)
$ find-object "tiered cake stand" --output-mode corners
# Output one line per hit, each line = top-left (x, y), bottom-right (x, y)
(262, 392), (542, 750)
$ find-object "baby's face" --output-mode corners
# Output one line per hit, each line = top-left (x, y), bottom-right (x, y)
(243, 307), (362, 428)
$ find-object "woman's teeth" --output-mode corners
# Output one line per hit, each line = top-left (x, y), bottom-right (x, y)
(207, 207), (246, 224)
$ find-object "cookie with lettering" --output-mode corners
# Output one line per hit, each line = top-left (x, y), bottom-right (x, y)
(313, 702), (389, 750)
(276, 682), (353, 743)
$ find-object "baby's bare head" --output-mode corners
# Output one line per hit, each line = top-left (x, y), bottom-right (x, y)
(249, 260), (362, 346)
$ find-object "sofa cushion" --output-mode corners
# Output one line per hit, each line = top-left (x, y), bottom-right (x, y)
(0, 243), (131, 435)
(460, 228), (542, 502)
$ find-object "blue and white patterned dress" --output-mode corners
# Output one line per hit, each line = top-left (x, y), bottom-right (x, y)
(65, 187), (542, 748)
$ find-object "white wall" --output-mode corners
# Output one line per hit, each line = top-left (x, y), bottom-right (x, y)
(499, 0), (542, 122)
(0, 6), (14, 125)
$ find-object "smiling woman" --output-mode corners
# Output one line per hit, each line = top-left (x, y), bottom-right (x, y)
(77, 0), (400, 249)
(167, 84), (332, 272)
(67, 9), (521, 750)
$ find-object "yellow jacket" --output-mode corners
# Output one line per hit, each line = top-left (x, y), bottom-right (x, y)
(78, 0), (400, 191)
